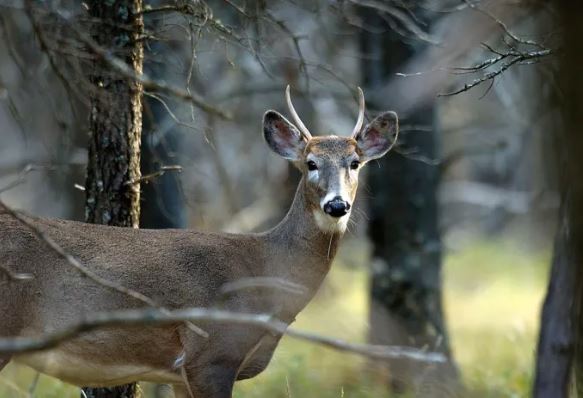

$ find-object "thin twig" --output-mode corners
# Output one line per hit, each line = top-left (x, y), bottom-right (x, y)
(348, 0), (438, 45)
(24, 0), (85, 110)
(0, 264), (33, 282)
(144, 92), (200, 132)
(220, 277), (308, 296)
(139, 4), (198, 16)
(0, 164), (55, 195)
(124, 165), (183, 185)
(263, 10), (310, 90)
(463, 0), (546, 49)
(73, 24), (231, 119)
(439, 49), (551, 96)
(25, 3), (231, 119)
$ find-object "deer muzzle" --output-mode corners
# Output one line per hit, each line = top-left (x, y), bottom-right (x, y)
(323, 196), (351, 218)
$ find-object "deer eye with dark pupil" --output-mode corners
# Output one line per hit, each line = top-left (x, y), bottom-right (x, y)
(307, 161), (318, 171)
(350, 160), (360, 170)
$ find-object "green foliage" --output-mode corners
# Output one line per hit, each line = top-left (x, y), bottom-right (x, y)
(0, 240), (548, 397)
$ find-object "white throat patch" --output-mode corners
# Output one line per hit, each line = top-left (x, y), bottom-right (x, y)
(313, 210), (349, 233)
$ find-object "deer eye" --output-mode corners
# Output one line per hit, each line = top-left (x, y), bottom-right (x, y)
(350, 160), (360, 170)
(307, 160), (318, 171)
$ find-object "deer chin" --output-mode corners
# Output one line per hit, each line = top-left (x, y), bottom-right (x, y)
(313, 210), (349, 234)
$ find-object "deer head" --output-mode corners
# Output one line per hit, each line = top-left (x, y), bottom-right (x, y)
(263, 86), (398, 233)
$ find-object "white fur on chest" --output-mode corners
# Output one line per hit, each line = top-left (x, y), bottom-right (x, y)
(14, 348), (182, 386)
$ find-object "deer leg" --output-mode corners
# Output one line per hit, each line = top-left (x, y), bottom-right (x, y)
(181, 362), (237, 398)
(172, 384), (191, 398)
(0, 356), (11, 372)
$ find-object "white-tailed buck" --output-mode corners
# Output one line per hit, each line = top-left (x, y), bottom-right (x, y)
(0, 86), (398, 398)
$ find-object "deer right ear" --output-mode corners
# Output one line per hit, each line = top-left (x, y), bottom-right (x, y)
(354, 111), (399, 162)
(263, 110), (307, 161)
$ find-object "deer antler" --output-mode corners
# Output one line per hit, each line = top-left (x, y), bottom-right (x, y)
(351, 87), (365, 138)
(285, 85), (312, 140)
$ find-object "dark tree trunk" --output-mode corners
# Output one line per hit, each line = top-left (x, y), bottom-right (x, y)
(534, 203), (575, 398)
(140, 116), (187, 229)
(360, 8), (458, 396)
(140, 47), (187, 230)
(82, 0), (143, 397)
(84, 0), (143, 228)
(534, 2), (583, 397)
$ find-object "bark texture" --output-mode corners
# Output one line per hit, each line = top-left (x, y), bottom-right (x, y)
(84, 0), (144, 229)
(360, 7), (458, 396)
(82, 1), (143, 397)
(534, 204), (575, 398)
(534, 2), (583, 397)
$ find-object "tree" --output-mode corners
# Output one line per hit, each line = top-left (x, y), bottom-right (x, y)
(359, 5), (458, 395)
(82, 1), (143, 397)
(534, 2), (583, 396)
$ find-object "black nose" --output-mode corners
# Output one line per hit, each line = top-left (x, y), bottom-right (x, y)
(324, 197), (351, 218)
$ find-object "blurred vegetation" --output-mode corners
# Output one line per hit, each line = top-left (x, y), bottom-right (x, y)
(0, 238), (548, 398)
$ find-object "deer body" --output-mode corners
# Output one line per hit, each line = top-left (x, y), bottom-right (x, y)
(0, 87), (397, 398)
(2, 184), (338, 388)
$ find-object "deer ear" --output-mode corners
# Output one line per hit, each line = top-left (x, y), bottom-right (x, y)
(263, 110), (307, 161)
(355, 111), (398, 161)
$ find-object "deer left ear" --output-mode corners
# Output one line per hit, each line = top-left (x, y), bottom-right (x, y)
(263, 110), (307, 161)
(354, 111), (398, 161)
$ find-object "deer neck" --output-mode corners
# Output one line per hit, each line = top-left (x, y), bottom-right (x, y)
(264, 177), (346, 293)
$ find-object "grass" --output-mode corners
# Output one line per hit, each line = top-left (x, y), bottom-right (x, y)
(0, 239), (549, 397)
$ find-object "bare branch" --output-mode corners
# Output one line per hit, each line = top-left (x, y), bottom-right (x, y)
(463, 0), (546, 49)
(72, 25), (232, 119)
(24, 2), (232, 120)
(439, 49), (552, 97)
(24, 0), (87, 109)
(449, 52), (509, 74)
(0, 307), (447, 364)
(262, 10), (310, 88)
(436, 1), (553, 97)
(0, 164), (55, 195)
(348, 0), (438, 45)
(144, 92), (200, 132)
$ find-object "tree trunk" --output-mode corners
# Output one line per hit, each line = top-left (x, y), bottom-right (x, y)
(534, 202), (575, 398)
(533, 2), (583, 397)
(82, 0), (143, 397)
(140, 57), (187, 229)
(360, 8), (458, 396)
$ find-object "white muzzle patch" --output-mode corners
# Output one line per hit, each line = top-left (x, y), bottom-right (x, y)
(313, 209), (350, 233)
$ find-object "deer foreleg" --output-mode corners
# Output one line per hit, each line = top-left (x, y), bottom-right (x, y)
(179, 362), (237, 398)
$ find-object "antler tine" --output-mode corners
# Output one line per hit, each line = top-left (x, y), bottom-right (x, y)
(351, 87), (365, 138)
(285, 85), (312, 140)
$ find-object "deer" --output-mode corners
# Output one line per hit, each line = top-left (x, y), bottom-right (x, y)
(0, 86), (398, 398)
